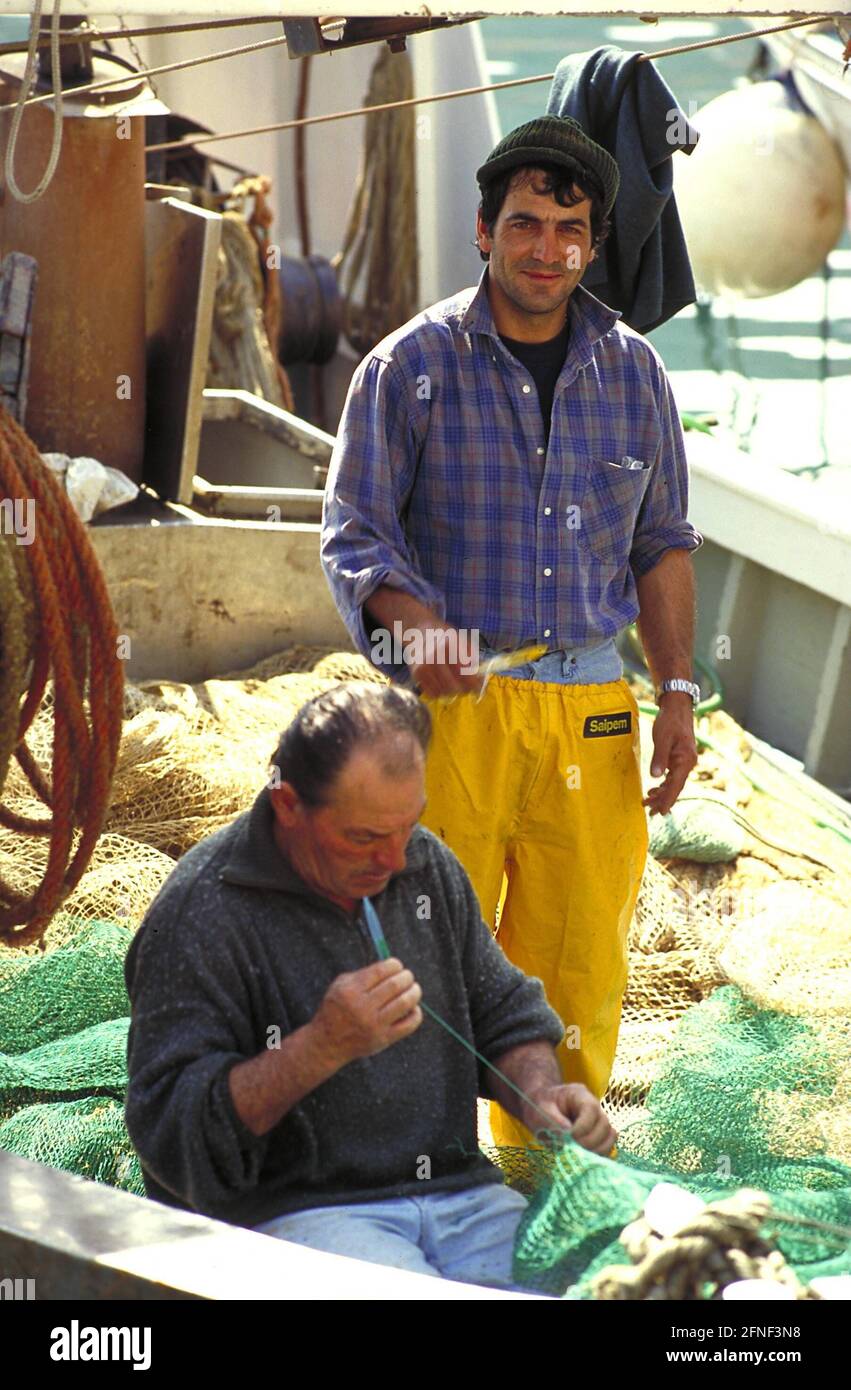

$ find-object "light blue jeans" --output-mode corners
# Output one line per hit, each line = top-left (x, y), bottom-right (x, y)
(479, 637), (623, 685)
(254, 1182), (534, 1292)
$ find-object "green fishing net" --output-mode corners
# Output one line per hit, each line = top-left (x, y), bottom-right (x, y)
(0, 918), (133, 1053)
(502, 986), (851, 1297)
(0, 1097), (144, 1193)
(1, 654), (849, 1306)
(0, 920), (143, 1194)
(1, 920), (850, 1300)
(648, 797), (745, 863)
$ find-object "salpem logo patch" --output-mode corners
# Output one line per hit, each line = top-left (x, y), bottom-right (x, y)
(583, 711), (632, 738)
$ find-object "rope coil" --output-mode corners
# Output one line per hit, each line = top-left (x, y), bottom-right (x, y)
(0, 405), (124, 946)
(592, 1190), (819, 1300)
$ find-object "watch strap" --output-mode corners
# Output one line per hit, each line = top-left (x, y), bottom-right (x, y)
(657, 678), (700, 706)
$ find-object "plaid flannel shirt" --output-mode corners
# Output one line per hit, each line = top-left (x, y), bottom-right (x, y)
(321, 265), (702, 678)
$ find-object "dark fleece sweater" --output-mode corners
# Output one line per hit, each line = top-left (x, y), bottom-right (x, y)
(124, 788), (564, 1226)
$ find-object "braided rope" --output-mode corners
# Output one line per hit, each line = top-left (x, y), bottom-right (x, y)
(333, 47), (419, 358)
(0, 534), (28, 800)
(0, 405), (124, 946)
(592, 1190), (818, 1300)
(3, 0), (64, 205)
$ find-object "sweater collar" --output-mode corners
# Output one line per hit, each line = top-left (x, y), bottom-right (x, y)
(219, 787), (431, 899)
(459, 263), (621, 367)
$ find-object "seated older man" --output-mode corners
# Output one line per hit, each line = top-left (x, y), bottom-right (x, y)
(125, 681), (616, 1291)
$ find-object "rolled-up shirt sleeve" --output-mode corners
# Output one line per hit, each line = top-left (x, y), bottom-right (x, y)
(124, 900), (271, 1214)
(320, 351), (447, 673)
(629, 363), (703, 579)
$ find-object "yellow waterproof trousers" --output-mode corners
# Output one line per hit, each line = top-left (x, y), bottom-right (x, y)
(421, 675), (648, 1149)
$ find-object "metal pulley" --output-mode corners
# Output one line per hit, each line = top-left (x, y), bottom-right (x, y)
(276, 254), (341, 366)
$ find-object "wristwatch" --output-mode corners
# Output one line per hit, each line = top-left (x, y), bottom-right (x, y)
(656, 678), (701, 707)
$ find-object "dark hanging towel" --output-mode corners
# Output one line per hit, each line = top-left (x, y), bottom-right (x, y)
(547, 45), (699, 334)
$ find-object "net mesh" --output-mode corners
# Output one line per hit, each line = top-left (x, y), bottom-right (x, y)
(505, 983), (851, 1297)
(0, 646), (849, 1298)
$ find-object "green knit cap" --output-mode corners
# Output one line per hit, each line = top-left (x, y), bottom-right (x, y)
(476, 115), (620, 216)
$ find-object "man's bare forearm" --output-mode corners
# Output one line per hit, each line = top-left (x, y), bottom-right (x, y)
(635, 548), (696, 689)
(365, 584), (439, 633)
(488, 1040), (562, 1134)
(228, 1021), (341, 1138)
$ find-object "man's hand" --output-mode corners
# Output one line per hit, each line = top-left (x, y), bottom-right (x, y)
(311, 958), (423, 1067)
(363, 586), (483, 698)
(408, 619), (485, 698)
(489, 1041), (617, 1155)
(229, 960), (420, 1137)
(524, 1083), (617, 1156)
(634, 549), (698, 815)
(643, 691), (697, 816)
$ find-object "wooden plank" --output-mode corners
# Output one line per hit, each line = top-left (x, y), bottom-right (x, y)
(689, 432), (851, 609)
(0, 252), (36, 423)
(0, 1150), (535, 1300)
(144, 198), (222, 505)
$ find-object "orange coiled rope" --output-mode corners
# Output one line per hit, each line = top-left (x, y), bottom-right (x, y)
(0, 403), (124, 946)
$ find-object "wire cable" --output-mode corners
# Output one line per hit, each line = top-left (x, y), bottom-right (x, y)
(5, 10), (839, 158)
(3, 0), (63, 204)
(143, 13), (840, 155)
(0, 15), (286, 55)
(18, 30), (290, 110)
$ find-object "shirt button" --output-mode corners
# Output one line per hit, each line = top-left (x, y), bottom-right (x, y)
(544, 507), (552, 516)
(543, 567), (552, 577)
(537, 446), (545, 455)
(522, 384), (531, 394)
(543, 628), (551, 638)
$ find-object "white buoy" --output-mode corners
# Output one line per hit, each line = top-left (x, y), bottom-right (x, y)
(644, 1181), (706, 1237)
(809, 1276), (851, 1300)
(723, 1279), (797, 1300)
(675, 81), (847, 298)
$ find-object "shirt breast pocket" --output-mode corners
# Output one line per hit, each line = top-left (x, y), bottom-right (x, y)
(575, 456), (654, 568)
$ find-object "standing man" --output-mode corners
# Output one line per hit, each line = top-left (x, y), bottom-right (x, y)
(321, 116), (702, 1148)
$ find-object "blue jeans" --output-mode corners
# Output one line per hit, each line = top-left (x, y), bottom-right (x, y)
(254, 1182), (534, 1292)
(479, 637), (623, 685)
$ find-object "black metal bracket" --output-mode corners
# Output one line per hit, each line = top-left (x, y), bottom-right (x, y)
(281, 15), (481, 60)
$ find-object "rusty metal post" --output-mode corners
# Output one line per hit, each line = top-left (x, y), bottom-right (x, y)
(0, 82), (147, 480)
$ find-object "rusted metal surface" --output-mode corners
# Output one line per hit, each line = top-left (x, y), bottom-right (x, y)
(0, 90), (147, 479)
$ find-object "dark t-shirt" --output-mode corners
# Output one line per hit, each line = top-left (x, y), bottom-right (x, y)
(499, 316), (570, 445)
